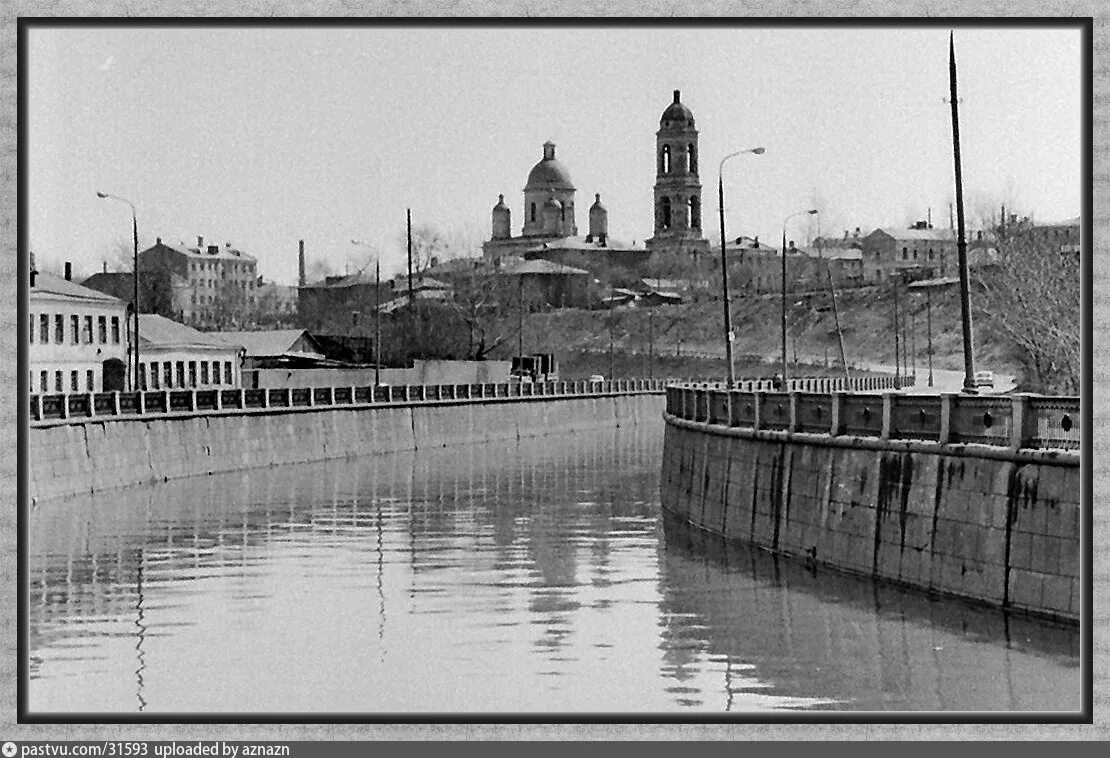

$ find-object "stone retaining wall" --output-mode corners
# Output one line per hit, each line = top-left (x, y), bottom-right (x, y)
(30, 392), (664, 504)
(660, 418), (1081, 622)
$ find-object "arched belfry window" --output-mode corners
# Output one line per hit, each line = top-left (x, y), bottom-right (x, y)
(688, 196), (701, 230)
(661, 197), (672, 230)
(661, 145), (671, 174)
(688, 144), (697, 174)
(530, 203), (536, 223)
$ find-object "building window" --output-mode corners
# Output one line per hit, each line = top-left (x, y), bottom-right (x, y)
(111, 317), (120, 344)
(188, 361), (197, 387)
(70, 371), (79, 392)
(55, 315), (64, 343)
(40, 315), (49, 343)
(54, 371), (63, 392)
(929, 249), (935, 260)
(164, 362), (173, 389)
(661, 197), (672, 230)
(98, 316), (107, 343)
(29, 314), (34, 344)
(176, 361), (185, 387)
(224, 362), (232, 385)
(530, 203), (536, 223)
(688, 196), (701, 230)
(201, 361), (209, 384)
(150, 362), (160, 390)
(138, 363), (147, 391)
(212, 361), (221, 385)
(913, 249), (918, 260)
(688, 143), (697, 173)
(71, 315), (79, 344)
(662, 144), (671, 174)
(86, 370), (94, 392)
(40, 371), (48, 393)
(83, 315), (93, 344)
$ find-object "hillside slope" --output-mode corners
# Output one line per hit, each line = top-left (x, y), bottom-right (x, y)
(520, 284), (1020, 381)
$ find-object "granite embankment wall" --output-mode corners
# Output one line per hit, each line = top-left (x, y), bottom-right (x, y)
(30, 385), (664, 504)
(661, 386), (1081, 622)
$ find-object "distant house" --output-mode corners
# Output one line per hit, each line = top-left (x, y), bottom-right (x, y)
(209, 329), (328, 371)
(254, 277), (299, 326)
(860, 223), (957, 283)
(137, 314), (245, 390)
(30, 268), (131, 393)
(500, 258), (590, 308)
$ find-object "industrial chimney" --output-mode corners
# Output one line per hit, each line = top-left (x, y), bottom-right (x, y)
(298, 240), (306, 287)
(64, 262), (72, 281)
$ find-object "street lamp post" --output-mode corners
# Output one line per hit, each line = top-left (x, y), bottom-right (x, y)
(781, 209), (818, 381)
(718, 146), (766, 386)
(96, 192), (139, 391)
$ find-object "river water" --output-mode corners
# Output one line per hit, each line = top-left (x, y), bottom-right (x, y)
(26, 424), (1080, 715)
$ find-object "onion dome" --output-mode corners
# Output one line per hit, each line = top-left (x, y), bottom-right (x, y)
(525, 141), (576, 191)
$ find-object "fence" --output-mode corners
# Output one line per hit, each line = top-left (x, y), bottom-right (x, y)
(30, 379), (671, 424)
(665, 383), (1079, 452)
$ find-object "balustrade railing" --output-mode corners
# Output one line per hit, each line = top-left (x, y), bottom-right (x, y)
(665, 383), (1079, 452)
(29, 378), (673, 424)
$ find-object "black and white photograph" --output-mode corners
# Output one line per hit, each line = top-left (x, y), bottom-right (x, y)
(12, 15), (1089, 731)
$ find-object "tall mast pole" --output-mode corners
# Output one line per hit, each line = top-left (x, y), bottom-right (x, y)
(949, 31), (977, 392)
(406, 208), (414, 307)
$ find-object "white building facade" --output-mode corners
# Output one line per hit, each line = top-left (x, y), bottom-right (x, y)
(29, 272), (132, 393)
(138, 314), (245, 390)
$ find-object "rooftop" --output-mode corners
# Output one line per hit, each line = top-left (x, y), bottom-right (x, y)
(32, 272), (125, 304)
(139, 314), (243, 351)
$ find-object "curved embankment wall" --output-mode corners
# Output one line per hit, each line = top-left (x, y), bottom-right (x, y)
(30, 393), (664, 504)
(661, 419), (1080, 622)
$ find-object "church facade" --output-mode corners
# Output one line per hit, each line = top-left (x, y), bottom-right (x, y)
(482, 90), (708, 268)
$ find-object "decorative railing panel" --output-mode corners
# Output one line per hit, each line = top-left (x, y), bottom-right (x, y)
(664, 383), (1079, 453)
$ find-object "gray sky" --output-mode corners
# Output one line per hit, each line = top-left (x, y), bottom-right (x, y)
(27, 24), (1083, 285)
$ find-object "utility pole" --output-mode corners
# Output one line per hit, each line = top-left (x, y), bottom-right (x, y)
(949, 31), (977, 392)
(374, 259), (381, 388)
(892, 276), (901, 384)
(406, 208), (414, 307)
(926, 286), (934, 387)
(648, 308), (654, 381)
(518, 276), (524, 359)
(608, 296), (615, 379)
(825, 259), (850, 382)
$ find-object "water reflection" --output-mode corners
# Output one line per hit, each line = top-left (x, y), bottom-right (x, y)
(659, 515), (1079, 711)
(27, 424), (1078, 714)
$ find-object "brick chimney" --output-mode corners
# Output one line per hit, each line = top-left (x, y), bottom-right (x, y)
(64, 262), (72, 281)
(197, 235), (204, 247)
(298, 240), (306, 287)
(103, 261), (108, 274)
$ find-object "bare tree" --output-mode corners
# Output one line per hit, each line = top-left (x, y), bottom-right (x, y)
(974, 229), (1079, 394)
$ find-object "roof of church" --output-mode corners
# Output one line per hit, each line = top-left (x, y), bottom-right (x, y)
(525, 143), (575, 191)
(660, 90), (695, 128)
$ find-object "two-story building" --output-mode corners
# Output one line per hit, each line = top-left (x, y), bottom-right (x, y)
(860, 223), (957, 283)
(30, 269), (131, 393)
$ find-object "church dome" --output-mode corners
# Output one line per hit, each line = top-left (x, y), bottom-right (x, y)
(525, 141), (576, 191)
(661, 90), (694, 128)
